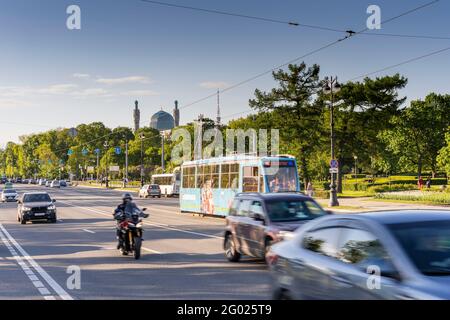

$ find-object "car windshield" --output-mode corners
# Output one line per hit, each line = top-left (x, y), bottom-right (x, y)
(265, 199), (326, 222)
(388, 221), (450, 276)
(23, 194), (52, 203)
(4, 189), (16, 193)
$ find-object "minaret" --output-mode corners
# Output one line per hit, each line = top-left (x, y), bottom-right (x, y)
(133, 100), (140, 133)
(173, 100), (180, 127)
(216, 90), (221, 126)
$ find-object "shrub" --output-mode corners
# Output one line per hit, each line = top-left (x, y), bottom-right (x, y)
(375, 192), (450, 205)
(367, 184), (416, 194)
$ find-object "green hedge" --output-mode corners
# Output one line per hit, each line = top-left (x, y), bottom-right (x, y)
(375, 192), (450, 205)
(367, 184), (417, 194)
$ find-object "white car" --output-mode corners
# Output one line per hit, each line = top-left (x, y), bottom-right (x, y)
(50, 180), (60, 188)
(1, 189), (19, 202)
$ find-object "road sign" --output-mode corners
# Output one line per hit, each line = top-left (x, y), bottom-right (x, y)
(82, 148), (88, 156)
(109, 166), (120, 172)
(330, 159), (339, 168)
(330, 168), (338, 174)
(67, 149), (73, 156)
(94, 149), (100, 155)
(115, 147), (121, 155)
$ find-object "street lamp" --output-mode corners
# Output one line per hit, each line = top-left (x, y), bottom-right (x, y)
(323, 76), (341, 207)
(104, 141), (109, 188)
(139, 133), (145, 187)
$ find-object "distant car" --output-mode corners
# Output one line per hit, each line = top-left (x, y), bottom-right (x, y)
(139, 184), (161, 198)
(50, 180), (60, 188)
(4, 182), (13, 189)
(17, 192), (57, 224)
(16, 178), (22, 184)
(59, 180), (67, 187)
(224, 193), (328, 262)
(45, 181), (51, 187)
(268, 210), (450, 300)
(1, 189), (18, 202)
(38, 179), (46, 186)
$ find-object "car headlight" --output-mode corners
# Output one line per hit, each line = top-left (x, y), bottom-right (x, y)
(48, 205), (56, 210)
(278, 231), (294, 241)
(22, 207), (32, 211)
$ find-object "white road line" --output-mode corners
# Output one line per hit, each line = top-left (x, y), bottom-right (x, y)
(0, 224), (73, 301)
(0, 226), (56, 300)
(61, 201), (223, 240)
(142, 247), (162, 254)
(82, 229), (96, 234)
(60, 201), (223, 240)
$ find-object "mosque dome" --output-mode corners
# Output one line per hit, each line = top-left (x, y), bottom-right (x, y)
(150, 109), (175, 131)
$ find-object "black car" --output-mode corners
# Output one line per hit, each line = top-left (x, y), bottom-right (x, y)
(224, 193), (328, 262)
(17, 192), (57, 224)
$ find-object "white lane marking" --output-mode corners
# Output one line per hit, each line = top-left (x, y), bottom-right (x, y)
(61, 201), (222, 240)
(82, 229), (96, 234)
(0, 224), (73, 300)
(142, 247), (162, 254)
(0, 226), (56, 300)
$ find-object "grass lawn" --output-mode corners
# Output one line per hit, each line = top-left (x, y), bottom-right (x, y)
(373, 192), (450, 205)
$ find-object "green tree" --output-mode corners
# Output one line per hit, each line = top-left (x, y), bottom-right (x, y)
(380, 93), (450, 177)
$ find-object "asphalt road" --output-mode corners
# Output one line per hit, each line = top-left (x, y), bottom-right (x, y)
(0, 185), (270, 300)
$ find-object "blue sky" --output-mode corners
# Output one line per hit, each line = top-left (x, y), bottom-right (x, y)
(0, 0), (449, 146)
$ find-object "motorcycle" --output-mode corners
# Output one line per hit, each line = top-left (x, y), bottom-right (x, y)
(114, 207), (149, 260)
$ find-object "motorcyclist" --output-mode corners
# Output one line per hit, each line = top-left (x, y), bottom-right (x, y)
(114, 193), (148, 251)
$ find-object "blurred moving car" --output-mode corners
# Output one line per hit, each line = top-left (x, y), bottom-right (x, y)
(224, 193), (328, 262)
(17, 192), (57, 224)
(1, 189), (19, 202)
(59, 180), (67, 187)
(4, 182), (13, 189)
(138, 184), (161, 198)
(268, 210), (450, 300)
(50, 180), (60, 188)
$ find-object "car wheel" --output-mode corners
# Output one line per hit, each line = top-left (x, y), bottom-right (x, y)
(264, 238), (274, 260)
(272, 289), (292, 300)
(224, 234), (241, 262)
(20, 217), (26, 225)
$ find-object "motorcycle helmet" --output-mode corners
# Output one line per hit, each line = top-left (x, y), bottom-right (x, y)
(122, 193), (133, 203)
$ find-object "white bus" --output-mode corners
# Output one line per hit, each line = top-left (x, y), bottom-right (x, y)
(151, 169), (180, 197)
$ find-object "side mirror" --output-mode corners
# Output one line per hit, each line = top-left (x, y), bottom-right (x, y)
(142, 208), (147, 211)
(251, 212), (265, 222)
(52, 199), (56, 203)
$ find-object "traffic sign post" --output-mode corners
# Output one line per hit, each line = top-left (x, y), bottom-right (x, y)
(115, 147), (121, 155)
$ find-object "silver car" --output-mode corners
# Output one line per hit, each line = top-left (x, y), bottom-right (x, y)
(268, 210), (450, 300)
(1, 189), (19, 202)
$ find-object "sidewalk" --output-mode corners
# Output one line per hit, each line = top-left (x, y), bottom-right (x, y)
(73, 183), (140, 194)
(316, 196), (450, 213)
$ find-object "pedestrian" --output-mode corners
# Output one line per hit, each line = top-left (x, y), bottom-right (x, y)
(306, 181), (314, 197)
(418, 176), (424, 191)
(426, 177), (432, 189)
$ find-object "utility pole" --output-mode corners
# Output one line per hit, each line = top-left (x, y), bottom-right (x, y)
(96, 151), (100, 182)
(139, 133), (145, 187)
(125, 139), (129, 187)
(323, 76), (341, 207)
(104, 141), (109, 188)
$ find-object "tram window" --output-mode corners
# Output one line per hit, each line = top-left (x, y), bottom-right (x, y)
(230, 163), (240, 190)
(211, 165), (220, 189)
(243, 166), (259, 193)
(221, 164), (230, 189)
